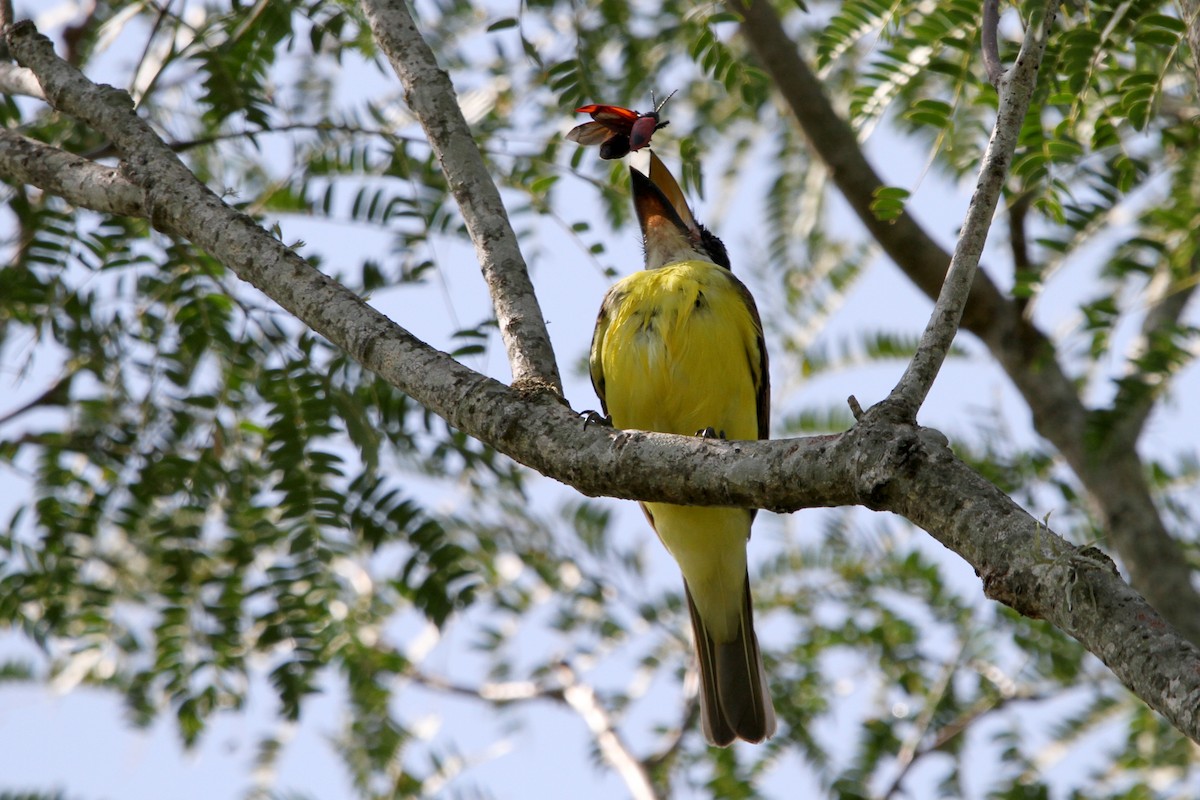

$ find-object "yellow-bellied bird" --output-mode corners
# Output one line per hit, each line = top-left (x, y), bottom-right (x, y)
(589, 151), (775, 746)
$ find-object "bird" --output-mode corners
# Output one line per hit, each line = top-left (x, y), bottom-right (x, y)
(588, 151), (776, 746)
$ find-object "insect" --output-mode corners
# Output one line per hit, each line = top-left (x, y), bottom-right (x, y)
(566, 91), (676, 160)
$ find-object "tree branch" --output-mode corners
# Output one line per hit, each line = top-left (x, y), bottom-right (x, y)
(887, 0), (1059, 417)
(729, 0), (1200, 646)
(1174, 0), (1200, 97)
(4, 20), (1200, 746)
(410, 664), (659, 800)
(0, 61), (41, 97)
(981, 0), (1004, 87)
(407, 669), (550, 703)
(0, 0), (12, 62)
(879, 647), (963, 799)
(0, 128), (144, 215)
(1108, 254), (1200, 445)
(884, 671), (1048, 798)
(1009, 191), (1035, 316)
(356, 0), (562, 394)
(556, 663), (661, 800)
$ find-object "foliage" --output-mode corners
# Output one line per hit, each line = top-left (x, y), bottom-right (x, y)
(1, 0), (1198, 797)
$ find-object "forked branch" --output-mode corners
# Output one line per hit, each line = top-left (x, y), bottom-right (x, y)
(886, 0), (1060, 417)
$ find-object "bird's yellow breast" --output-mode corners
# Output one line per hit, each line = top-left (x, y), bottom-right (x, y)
(592, 261), (762, 440)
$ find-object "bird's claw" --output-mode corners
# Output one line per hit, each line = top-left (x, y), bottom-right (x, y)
(581, 410), (612, 430)
(696, 426), (726, 439)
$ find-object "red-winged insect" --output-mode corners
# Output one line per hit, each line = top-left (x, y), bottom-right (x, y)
(566, 91), (676, 160)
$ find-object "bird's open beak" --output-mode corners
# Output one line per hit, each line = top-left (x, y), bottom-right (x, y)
(631, 151), (700, 244)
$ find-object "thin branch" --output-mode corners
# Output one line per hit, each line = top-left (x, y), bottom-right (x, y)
(878, 645), (965, 800)
(642, 691), (698, 774)
(1009, 191), (1034, 317)
(1108, 253), (1200, 444)
(1174, 0), (1200, 95)
(0, 61), (40, 97)
(730, 0), (1200, 647)
(556, 663), (661, 800)
(356, 0), (562, 394)
(0, 129), (145, 215)
(410, 665), (660, 800)
(890, 677), (1050, 795)
(0, 373), (73, 427)
(0, 0), (11, 62)
(887, 0), (1060, 417)
(982, 0), (1005, 87)
(5, 19), (1200, 748)
(407, 669), (553, 703)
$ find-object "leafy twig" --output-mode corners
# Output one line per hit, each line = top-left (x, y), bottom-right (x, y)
(886, 0), (1061, 417)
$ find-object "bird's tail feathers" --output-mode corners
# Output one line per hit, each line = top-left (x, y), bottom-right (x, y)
(686, 577), (776, 746)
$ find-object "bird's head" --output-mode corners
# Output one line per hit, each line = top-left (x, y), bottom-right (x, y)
(631, 151), (730, 271)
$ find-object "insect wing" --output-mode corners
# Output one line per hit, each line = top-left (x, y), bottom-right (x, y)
(598, 134), (632, 160)
(575, 104), (640, 132)
(567, 120), (618, 145)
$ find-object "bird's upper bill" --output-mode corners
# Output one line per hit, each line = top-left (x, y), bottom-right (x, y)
(631, 152), (720, 270)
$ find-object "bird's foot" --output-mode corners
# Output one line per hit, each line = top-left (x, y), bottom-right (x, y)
(580, 410), (612, 430)
(696, 426), (726, 439)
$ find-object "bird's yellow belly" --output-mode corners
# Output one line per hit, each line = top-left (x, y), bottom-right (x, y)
(600, 264), (758, 441)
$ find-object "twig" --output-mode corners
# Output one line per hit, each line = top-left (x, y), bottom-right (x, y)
(878, 646), (965, 799)
(410, 662), (660, 799)
(1174, 0), (1200, 95)
(556, 663), (662, 800)
(407, 669), (551, 703)
(982, 0), (1005, 87)
(899, 676), (1048, 783)
(0, 373), (73, 427)
(885, 0), (1061, 418)
(642, 679), (700, 774)
(0, 60), (39, 97)
(1108, 250), (1200, 444)
(0, 0), (12, 62)
(356, 0), (562, 394)
(1008, 190), (1034, 317)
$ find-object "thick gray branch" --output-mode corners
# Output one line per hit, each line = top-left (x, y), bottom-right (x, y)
(868, 407), (1200, 748)
(730, 0), (1200, 646)
(4, 20), (1200, 745)
(356, 0), (562, 394)
(889, 0), (1059, 417)
(0, 128), (144, 214)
